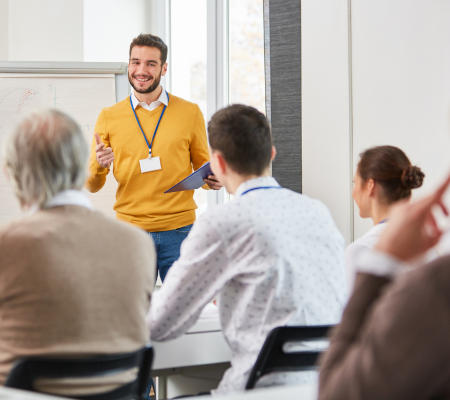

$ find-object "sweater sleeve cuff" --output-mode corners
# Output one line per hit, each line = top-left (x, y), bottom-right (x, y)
(90, 159), (108, 174)
(354, 248), (410, 279)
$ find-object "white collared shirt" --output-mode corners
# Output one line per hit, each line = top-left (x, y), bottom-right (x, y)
(147, 176), (347, 395)
(346, 223), (438, 294)
(46, 190), (93, 210)
(345, 223), (387, 291)
(28, 190), (93, 215)
(130, 87), (168, 112)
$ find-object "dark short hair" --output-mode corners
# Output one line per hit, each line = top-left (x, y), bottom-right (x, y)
(129, 33), (168, 64)
(208, 105), (272, 175)
(358, 145), (424, 204)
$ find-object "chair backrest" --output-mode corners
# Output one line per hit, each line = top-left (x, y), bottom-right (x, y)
(4, 345), (153, 400)
(246, 325), (333, 390)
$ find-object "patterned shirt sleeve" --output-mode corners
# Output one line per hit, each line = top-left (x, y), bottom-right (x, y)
(146, 216), (230, 341)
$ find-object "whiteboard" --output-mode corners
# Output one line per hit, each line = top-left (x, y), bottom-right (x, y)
(0, 62), (130, 223)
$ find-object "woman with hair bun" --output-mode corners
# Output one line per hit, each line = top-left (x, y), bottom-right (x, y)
(346, 145), (436, 293)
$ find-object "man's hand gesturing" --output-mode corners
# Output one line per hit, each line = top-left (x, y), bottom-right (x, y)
(95, 132), (114, 168)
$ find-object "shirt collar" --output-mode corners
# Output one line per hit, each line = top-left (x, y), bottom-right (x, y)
(234, 176), (281, 198)
(45, 190), (93, 210)
(131, 86), (168, 110)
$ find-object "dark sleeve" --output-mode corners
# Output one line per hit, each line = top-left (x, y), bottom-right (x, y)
(319, 268), (450, 400)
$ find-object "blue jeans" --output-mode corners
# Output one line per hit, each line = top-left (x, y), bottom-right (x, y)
(149, 224), (193, 282)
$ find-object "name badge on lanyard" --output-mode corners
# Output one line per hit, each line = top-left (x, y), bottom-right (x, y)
(139, 157), (162, 173)
(130, 91), (169, 173)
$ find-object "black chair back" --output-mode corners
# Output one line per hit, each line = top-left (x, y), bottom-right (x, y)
(246, 325), (333, 390)
(4, 345), (153, 400)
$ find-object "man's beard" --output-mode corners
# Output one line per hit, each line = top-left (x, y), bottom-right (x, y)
(128, 70), (162, 94)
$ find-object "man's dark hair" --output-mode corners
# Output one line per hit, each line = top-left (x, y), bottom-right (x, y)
(129, 33), (168, 64)
(208, 104), (272, 176)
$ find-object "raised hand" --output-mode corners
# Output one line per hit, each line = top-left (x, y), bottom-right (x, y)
(375, 173), (450, 261)
(95, 132), (114, 168)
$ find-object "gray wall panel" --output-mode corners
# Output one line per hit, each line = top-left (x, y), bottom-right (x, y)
(264, 0), (302, 192)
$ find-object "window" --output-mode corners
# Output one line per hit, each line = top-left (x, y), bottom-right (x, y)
(170, 0), (208, 216)
(168, 0), (266, 211)
(170, 0), (208, 118)
(229, 0), (265, 113)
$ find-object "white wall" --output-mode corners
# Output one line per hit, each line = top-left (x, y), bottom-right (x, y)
(84, 0), (169, 90)
(351, 0), (450, 239)
(0, 0), (8, 61)
(83, 0), (151, 63)
(8, 0), (83, 61)
(0, 0), (165, 65)
(301, 0), (353, 244)
(302, 0), (450, 243)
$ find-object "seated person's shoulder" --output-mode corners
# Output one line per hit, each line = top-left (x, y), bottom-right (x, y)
(414, 254), (450, 285)
(381, 254), (450, 308)
(0, 217), (32, 244)
(0, 215), (62, 255)
(296, 191), (329, 209)
(193, 201), (247, 235)
(205, 200), (244, 221)
(288, 191), (336, 222)
(346, 240), (366, 260)
(6, 210), (150, 255)
(89, 211), (151, 245)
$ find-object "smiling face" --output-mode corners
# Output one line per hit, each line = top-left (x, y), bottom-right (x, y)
(128, 45), (168, 94)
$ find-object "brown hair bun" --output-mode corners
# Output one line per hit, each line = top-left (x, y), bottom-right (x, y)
(401, 166), (424, 189)
(358, 145), (425, 204)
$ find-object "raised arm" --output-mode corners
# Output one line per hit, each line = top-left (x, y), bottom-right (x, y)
(85, 110), (112, 193)
(319, 172), (450, 400)
(320, 259), (450, 400)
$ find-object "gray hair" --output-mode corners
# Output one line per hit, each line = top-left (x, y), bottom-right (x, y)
(3, 109), (89, 209)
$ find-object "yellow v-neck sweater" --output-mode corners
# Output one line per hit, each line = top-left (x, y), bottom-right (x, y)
(86, 94), (210, 232)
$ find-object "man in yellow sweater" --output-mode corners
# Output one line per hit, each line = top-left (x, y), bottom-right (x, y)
(86, 33), (222, 281)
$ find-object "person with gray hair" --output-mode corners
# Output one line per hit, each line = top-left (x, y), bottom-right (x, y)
(0, 109), (156, 396)
(4, 109), (89, 209)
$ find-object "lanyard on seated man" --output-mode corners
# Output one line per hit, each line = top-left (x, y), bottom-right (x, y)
(130, 90), (169, 173)
(241, 186), (282, 196)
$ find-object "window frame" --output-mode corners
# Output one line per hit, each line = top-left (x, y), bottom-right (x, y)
(206, 0), (230, 208)
(154, 0), (232, 209)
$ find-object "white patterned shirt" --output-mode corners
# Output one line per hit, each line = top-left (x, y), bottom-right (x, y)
(147, 176), (347, 395)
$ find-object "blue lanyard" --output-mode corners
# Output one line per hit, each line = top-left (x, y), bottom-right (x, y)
(378, 219), (388, 224)
(130, 91), (169, 158)
(241, 186), (282, 196)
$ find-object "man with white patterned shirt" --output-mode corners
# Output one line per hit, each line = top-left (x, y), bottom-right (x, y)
(146, 104), (347, 395)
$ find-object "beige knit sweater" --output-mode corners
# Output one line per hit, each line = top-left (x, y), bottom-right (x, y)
(0, 205), (155, 394)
